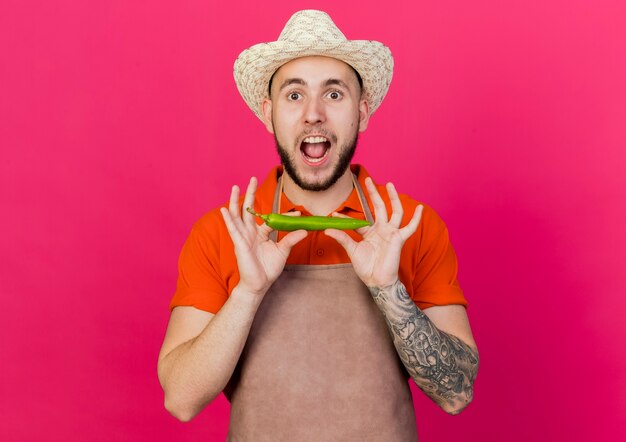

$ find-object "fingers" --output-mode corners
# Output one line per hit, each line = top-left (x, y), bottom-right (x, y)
(277, 229), (308, 256)
(228, 185), (251, 240)
(365, 177), (388, 223)
(387, 182), (404, 228)
(257, 210), (301, 238)
(226, 177), (259, 239)
(400, 204), (423, 241)
(241, 177), (258, 225)
(281, 211), (302, 217)
(228, 184), (241, 219)
(256, 221), (273, 239)
(324, 228), (358, 257)
(220, 207), (246, 247)
(365, 179), (408, 231)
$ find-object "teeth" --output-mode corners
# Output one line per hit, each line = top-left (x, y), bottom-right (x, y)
(303, 136), (328, 144)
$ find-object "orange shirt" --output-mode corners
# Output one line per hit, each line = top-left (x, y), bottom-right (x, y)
(170, 165), (467, 312)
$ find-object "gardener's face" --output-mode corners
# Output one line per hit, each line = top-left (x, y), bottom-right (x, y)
(263, 56), (369, 191)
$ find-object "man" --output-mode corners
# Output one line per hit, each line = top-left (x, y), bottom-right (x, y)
(158, 10), (479, 440)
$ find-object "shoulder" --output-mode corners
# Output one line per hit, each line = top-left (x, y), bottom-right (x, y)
(176, 206), (231, 276)
(192, 205), (228, 236)
(396, 193), (447, 235)
(181, 205), (229, 258)
(188, 166), (281, 243)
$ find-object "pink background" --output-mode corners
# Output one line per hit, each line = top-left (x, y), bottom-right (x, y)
(2, 0), (625, 440)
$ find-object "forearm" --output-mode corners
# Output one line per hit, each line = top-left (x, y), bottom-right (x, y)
(368, 280), (479, 414)
(158, 286), (262, 421)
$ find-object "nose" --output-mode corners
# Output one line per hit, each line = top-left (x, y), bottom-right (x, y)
(303, 97), (325, 125)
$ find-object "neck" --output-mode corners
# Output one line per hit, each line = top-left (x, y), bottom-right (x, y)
(282, 168), (354, 216)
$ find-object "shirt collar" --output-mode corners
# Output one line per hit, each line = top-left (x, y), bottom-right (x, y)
(258, 164), (371, 215)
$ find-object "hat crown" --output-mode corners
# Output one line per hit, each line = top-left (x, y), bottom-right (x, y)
(234, 9), (393, 120)
(277, 10), (347, 45)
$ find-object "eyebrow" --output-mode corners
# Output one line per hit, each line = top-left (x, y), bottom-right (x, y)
(278, 78), (306, 91)
(277, 78), (351, 92)
(323, 78), (350, 89)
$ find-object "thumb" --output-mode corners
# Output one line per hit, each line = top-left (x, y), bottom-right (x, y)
(324, 228), (358, 257)
(276, 229), (308, 255)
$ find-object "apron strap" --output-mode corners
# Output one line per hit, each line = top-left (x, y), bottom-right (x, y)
(269, 175), (283, 243)
(352, 173), (375, 224)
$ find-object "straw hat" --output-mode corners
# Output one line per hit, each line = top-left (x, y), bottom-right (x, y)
(233, 10), (394, 121)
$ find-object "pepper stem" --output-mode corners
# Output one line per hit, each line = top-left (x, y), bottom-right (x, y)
(246, 207), (269, 222)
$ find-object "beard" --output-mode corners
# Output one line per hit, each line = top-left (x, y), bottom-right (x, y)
(275, 130), (359, 192)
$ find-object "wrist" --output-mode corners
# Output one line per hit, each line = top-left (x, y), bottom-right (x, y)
(230, 284), (267, 309)
(367, 279), (412, 309)
(367, 278), (401, 293)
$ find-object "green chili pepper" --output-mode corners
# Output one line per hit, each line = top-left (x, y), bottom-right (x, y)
(246, 207), (371, 231)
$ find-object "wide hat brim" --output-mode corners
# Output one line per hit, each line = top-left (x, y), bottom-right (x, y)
(233, 10), (394, 121)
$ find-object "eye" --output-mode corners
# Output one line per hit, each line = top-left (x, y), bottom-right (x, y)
(328, 90), (342, 100)
(287, 92), (302, 101)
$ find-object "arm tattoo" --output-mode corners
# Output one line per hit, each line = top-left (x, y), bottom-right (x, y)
(369, 280), (479, 414)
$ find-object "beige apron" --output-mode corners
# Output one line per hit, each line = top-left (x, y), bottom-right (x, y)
(224, 176), (418, 441)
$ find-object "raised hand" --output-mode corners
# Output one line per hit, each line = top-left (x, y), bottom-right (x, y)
(325, 177), (423, 289)
(220, 177), (308, 297)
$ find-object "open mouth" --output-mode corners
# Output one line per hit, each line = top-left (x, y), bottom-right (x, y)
(300, 136), (331, 165)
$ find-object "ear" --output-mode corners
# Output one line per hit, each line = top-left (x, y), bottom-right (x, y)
(358, 99), (370, 132)
(261, 99), (274, 134)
